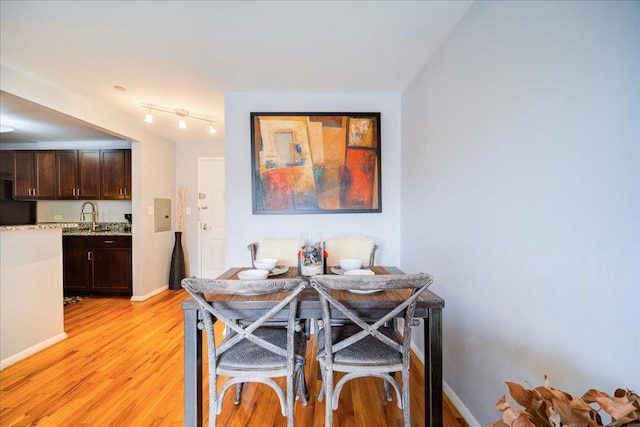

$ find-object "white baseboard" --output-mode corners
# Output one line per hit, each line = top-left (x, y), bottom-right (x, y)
(1, 332), (68, 370)
(443, 381), (481, 427)
(130, 285), (169, 302)
(410, 341), (480, 427)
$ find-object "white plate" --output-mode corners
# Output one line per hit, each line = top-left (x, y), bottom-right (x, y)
(348, 289), (382, 294)
(268, 265), (289, 276)
(331, 266), (345, 275)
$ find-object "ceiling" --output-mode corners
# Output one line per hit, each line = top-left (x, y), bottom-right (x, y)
(0, 1), (472, 144)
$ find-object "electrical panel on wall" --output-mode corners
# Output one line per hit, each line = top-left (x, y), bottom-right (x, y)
(154, 198), (171, 232)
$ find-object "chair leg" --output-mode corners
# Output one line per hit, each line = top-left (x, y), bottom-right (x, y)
(296, 363), (309, 405)
(210, 378), (218, 427)
(383, 379), (393, 401)
(402, 368), (411, 427)
(233, 383), (243, 405)
(287, 367), (295, 427)
(317, 363), (326, 402)
(324, 369), (334, 427)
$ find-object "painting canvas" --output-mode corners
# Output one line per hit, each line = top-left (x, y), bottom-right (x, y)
(251, 113), (381, 214)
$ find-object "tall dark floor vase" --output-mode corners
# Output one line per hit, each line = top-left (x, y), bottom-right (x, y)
(169, 231), (186, 290)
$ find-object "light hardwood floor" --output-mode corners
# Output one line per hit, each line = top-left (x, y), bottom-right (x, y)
(0, 290), (467, 426)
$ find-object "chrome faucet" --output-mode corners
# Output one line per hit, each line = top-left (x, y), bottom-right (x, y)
(80, 201), (98, 231)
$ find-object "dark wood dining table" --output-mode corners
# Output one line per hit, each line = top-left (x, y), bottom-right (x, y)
(181, 266), (445, 426)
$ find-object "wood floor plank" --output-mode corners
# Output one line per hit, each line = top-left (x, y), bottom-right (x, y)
(0, 290), (468, 426)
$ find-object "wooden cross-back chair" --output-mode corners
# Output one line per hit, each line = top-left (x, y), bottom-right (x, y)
(310, 273), (433, 427)
(182, 277), (308, 427)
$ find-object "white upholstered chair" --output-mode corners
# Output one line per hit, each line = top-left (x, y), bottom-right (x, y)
(324, 236), (378, 268)
(247, 237), (305, 267)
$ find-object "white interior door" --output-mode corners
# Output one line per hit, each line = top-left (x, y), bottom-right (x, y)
(198, 157), (225, 279)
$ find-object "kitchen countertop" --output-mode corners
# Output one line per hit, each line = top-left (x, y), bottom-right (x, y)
(0, 223), (131, 236)
(63, 229), (131, 236)
(0, 223), (78, 232)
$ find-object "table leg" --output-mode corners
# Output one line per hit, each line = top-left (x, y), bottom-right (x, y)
(184, 307), (203, 427)
(424, 308), (443, 426)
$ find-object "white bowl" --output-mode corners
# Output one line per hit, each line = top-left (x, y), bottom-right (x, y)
(253, 258), (278, 271)
(237, 269), (269, 280)
(344, 269), (375, 276)
(339, 258), (362, 271)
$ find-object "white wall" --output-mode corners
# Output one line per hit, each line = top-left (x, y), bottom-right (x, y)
(1, 228), (66, 369)
(175, 138), (224, 276)
(225, 93), (402, 268)
(135, 138), (176, 297)
(2, 64), (178, 299)
(401, 1), (639, 423)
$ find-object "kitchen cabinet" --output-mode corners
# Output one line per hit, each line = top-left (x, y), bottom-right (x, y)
(56, 150), (100, 199)
(100, 149), (131, 200)
(63, 235), (132, 296)
(0, 151), (12, 178)
(13, 151), (56, 199)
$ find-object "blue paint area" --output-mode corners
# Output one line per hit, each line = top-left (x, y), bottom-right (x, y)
(294, 193), (319, 209)
(313, 166), (325, 185)
(295, 143), (302, 154)
(265, 160), (276, 169)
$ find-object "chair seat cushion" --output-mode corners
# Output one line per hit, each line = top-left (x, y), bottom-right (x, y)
(317, 325), (402, 365)
(218, 327), (306, 370)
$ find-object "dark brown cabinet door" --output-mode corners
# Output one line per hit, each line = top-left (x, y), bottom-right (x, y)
(101, 149), (129, 199)
(0, 151), (13, 178)
(123, 149), (131, 200)
(63, 247), (92, 294)
(13, 151), (35, 199)
(92, 248), (132, 294)
(78, 150), (100, 198)
(56, 150), (79, 198)
(34, 151), (56, 198)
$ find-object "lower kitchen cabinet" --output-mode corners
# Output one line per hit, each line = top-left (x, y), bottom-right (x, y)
(63, 235), (132, 296)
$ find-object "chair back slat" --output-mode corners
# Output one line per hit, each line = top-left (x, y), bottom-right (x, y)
(182, 277), (306, 358)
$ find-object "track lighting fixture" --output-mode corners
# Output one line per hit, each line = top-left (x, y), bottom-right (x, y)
(141, 103), (217, 135)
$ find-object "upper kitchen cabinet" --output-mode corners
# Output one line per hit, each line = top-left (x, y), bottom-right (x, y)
(100, 149), (131, 200)
(0, 151), (13, 178)
(13, 151), (56, 199)
(56, 150), (100, 199)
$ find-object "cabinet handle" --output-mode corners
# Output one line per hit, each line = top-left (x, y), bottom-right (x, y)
(104, 240), (114, 244)
(123, 188), (128, 196)
(33, 188), (37, 196)
(88, 251), (93, 261)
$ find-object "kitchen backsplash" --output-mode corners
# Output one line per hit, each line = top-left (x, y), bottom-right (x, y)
(37, 200), (132, 223)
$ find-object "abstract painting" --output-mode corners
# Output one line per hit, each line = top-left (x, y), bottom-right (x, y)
(251, 113), (381, 214)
